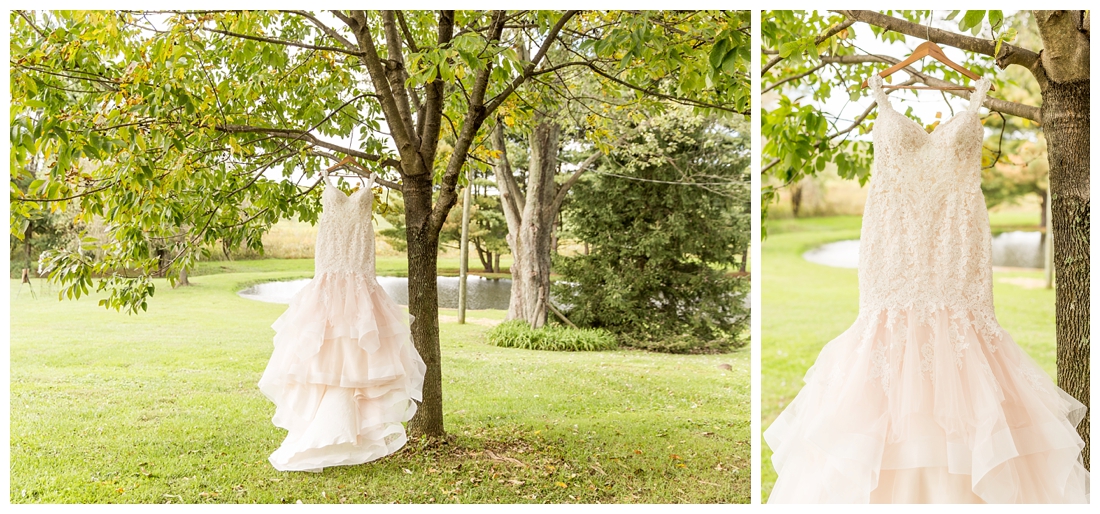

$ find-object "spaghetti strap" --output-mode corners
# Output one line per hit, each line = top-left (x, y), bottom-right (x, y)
(322, 167), (335, 188)
(968, 78), (991, 113)
(867, 75), (892, 111)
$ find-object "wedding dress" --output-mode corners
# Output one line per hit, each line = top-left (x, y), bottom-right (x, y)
(764, 76), (1089, 503)
(259, 171), (426, 472)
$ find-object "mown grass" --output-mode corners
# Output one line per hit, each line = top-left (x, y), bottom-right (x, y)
(192, 255), (513, 280)
(760, 215), (1056, 502)
(10, 265), (749, 504)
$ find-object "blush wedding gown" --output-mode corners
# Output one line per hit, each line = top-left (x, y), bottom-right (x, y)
(259, 171), (426, 472)
(764, 76), (1089, 503)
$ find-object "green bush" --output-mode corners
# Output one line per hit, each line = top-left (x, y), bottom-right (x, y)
(486, 320), (618, 352)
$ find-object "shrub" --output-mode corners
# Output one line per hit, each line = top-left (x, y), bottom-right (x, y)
(486, 320), (618, 352)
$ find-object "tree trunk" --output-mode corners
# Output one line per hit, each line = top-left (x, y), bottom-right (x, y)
(474, 239), (491, 272)
(790, 182), (803, 217)
(507, 121), (559, 328)
(1039, 188), (1049, 248)
(1042, 77), (1090, 469)
(176, 267), (190, 287)
(402, 173), (445, 439)
(494, 252), (501, 274)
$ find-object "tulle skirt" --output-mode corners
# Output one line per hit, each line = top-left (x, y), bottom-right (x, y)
(764, 308), (1089, 503)
(258, 272), (426, 472)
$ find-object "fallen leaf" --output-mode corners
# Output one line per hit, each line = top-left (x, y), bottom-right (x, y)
(556, 482), (567, 488)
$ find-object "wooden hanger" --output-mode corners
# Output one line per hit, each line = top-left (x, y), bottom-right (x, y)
(325, 155), (356, 172)
(324, 155), (376, 187)
(861, 41), (994, 92)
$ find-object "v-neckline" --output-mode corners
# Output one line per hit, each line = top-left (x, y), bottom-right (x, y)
(873, 77), (987, 138)
(328, 184), (370, 202)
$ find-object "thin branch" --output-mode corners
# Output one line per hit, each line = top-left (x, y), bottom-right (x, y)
(821, 54), (1040, 121)
(761, 19), (855, 74)
(763, 63), (826, 94)
(201, 26), (363, 56)
(281, 10), (355, 49)
(216, 125), (399, 168)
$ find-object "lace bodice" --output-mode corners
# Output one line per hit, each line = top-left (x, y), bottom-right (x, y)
(314, 172), (377, 275)
(858, 76), (997, 333)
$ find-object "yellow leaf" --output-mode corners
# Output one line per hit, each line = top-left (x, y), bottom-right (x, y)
(556, 482), (566, 488)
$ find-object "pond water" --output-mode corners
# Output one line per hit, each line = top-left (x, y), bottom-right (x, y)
(239, 276), (513, 310)
(802, 231), (1045, 269)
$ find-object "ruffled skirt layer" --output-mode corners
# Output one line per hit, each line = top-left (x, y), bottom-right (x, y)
(764, 308), (1089, 503)
(258, 272), (426, 472)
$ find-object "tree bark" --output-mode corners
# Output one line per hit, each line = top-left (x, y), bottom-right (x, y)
(507, 120), (560, 328)
(402, 173), (445, 439)
(1043, 77), (1090, 469)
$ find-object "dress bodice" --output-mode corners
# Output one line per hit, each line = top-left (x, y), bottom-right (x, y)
(314, 173), (377, 275)
(857, 76), (995, 322)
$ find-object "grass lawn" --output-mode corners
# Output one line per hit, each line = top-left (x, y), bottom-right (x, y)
(193, 255), (514, 280)
(10, 262), (749, 504)
(759, 215), (1056, 502)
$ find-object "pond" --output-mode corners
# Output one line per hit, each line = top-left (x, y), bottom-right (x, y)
(803, 231), (1045, 269)
(239, 276), (513, 310)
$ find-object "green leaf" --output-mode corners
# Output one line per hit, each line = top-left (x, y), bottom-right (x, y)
(709, 38), (731, 69)
(959, 10), (986, 32)
(778, 42), (799, 59)
(988, 10), (1003, 31)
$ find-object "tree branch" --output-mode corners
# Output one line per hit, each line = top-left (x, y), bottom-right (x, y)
(417, 11), (454, 168)
(382, 10), (418, 147)
(483, 10), (578, 114)
(821, 54), (1041, 121)
(202, 26), (363, 56)
(351, 10), (419, 168)
(490, 121), (523, 237)
(216, 124), (400, 167)
(395, 11), (421, 53)
(281, 10), (355, 49)
(761, 18), (855, 74)
(310, 149), (402, 190)
(551, 150), (602, 213)
(836, 10), (1040, 71)
(763, 63), (825, 94)
(429, 11), (507, 233)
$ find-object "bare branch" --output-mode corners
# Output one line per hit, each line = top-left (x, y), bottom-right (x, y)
(835, 10), (1040, 71)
